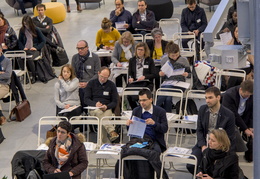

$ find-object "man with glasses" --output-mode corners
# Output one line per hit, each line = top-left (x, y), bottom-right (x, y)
(84, 67), (119, 143)
(132, 0), (156, 34)
(110, 0), (132, 33)
(71, 40), (101, 111)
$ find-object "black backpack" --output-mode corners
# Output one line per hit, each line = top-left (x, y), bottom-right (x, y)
(36, 58), (56, 83)
(176, 98), (198, 116)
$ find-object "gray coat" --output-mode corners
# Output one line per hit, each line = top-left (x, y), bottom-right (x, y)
(0, 55), (12, 85)
(111, 41), (137, 64)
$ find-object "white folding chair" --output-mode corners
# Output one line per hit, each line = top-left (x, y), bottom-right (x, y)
(159, 18), (180, 41)
(160, 151), (197, 179)
(184, 90), (206, 116)
(121, 87), (150, 115)
(173, 32), (196, 63)
(132, 34), (144, 42)
(37, 116), (68, 147)
(144, 33), (167, 42)
(4, 50), (31, 90)
(2, 90), (12, 115)
(215, 69), (246, 91)
(69, 116), (100, 146)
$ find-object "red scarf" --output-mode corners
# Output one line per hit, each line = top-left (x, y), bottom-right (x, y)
(0, 24), (8, 44)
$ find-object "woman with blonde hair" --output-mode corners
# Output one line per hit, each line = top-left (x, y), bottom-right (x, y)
(111, 31), (137, 86)
(196, 129), (239, 179)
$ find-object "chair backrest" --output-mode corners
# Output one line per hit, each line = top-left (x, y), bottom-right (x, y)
(215, 69), (246, 91)
(100, 116), (128, 145)
(159, 18), (180, 41)
(132, 34), (144, 42)
(121, 87), (150, 112)
(4, 50), (27, 71)
(155, 88), (184, 117)
(184, 90), (206, 116)
(173, 32), (196, 62)
(37, 116), (68, 146)
(160, 151), (197, 179)
(144, 33), (167, 42)
(69, 116), (100, 146)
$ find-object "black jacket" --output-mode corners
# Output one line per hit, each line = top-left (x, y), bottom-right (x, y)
(132, 9), (156, 30)
(146, 39), (168, 59)
(181, 5), (207, 33)
(198, 148), (239, 179)
(197, 105), (236, 151)
(222, 85), (253, 131)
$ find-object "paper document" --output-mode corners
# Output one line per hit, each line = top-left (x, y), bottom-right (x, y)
(96, 144), (124, 155)
(219, 32), (232, 45)
(115, 21), (126, 30)
(127, 116), (147, 138)
(58, 105), (80, 114)
(184, 115), (198, 122)
(161, 80), (190, 89)
(161, 61), (185, 78)
(166, 147), (191, 158)
(84, 106), (103, 110)
(84, 142), (97, 151)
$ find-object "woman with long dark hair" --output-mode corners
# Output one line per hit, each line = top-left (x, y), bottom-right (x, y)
(18, 15), (46, 83)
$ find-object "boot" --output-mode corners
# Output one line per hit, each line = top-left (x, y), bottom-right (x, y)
(67, 6), (71, 13)
(31, 72), (37, 84)
(77, 5), (82, 12)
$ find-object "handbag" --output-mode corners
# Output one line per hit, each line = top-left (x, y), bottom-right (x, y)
(46, 126), (57, 139)
(9, 100), (31, 122)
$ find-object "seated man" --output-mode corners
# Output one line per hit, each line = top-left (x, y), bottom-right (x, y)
(84, 67), (119, 143)
(71, 40), (101, 112)
(132, 0), (156, 34)
(181, 0), (207, 59)
(16, 0), (38, 14)
(187, 86), (236, 174)
(222, 80), (253, 162)
(0, 45), (12, 125)
(110, 0), (132, 33)
(122, 89), (168, 178)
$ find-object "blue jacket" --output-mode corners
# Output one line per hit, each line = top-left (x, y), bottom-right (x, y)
(110, 8), (132, 29)
(181, 5), (207, 33)
(132, 105), (168, 152)
(132, 9), (156, 30)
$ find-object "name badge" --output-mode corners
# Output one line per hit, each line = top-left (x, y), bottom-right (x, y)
(103, 91), (109, 96)
(5, 33), (9, 36)
(109, 40), (114, 43)
(143, 65), (148, 69)
(43, 22), (47, 25)
(86, 65), (91, 69)
(197, 19), (201, 23)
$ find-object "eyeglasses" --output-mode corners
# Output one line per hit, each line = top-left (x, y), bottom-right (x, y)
(115, 3), (122, 6)
(138, 99), (149, 102)
(76, 46), (87, 50)
(57, 130), (66, 134)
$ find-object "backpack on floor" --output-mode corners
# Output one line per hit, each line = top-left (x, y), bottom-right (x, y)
(36, 58), (56, 83)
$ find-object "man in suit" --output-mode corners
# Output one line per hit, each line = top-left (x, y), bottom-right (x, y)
(126, 88), (168, 153)
(187, 86), (236, 174)
(222, 80), (253, 137)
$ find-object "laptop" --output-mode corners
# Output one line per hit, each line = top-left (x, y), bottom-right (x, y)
(43, 171), (71, 179)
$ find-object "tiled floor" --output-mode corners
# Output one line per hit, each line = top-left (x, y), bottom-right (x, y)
(0, 0), (253, 178)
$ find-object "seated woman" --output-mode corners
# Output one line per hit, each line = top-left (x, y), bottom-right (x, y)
(0, 16), (18, 51)
(196, 129), (239, 179)
(18, 15), (46, 84)
(225, 25), (253, 89)
(0, 45), (12, 125)
(111, 31), (136, 87)
(156, 41), (190, 112)
(54, 64), (82, 120)
(146, 28), (168, 89)
(96, 17), (121, 67)
(216, 10), (237, 40)
(127, 42), (155, 109)
(43, 120), (88, 179)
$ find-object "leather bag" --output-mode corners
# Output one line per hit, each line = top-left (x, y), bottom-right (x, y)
(46, 126), (57, 139)
(9, 100), (31, 122)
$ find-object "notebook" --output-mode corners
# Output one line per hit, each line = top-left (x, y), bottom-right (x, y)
(43, 171), (71, 179)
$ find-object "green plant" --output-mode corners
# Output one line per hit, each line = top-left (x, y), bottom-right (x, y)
(2, 176), (7, 179)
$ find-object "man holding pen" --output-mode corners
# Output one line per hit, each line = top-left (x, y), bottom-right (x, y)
(84, 67), (119, 143)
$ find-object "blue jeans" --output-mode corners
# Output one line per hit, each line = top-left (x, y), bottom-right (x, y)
(156, 85), (174, 112)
